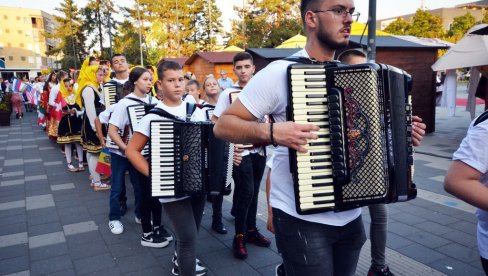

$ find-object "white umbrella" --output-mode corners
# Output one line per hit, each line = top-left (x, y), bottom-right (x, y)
(432, 24), (488, 71)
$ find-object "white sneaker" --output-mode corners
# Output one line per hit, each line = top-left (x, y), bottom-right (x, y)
(109, 220), (123, 234)
(135, 216), (141, 224)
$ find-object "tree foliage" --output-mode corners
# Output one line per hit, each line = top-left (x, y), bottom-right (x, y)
(383, 9), (444, 38)
(447, 12), (476, 38)
(226, 0), (303, 48)
(383, 18), (410, 35)
(48, 0), (87, 70)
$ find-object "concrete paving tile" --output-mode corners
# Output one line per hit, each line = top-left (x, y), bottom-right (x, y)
(0, 223), (27, 236)
(23, 158), (42, 164)
(387, 221), (422, 236)
(65, 231), (104, 247)
(0, 206), (26, 219)
(436, 243), (480, 263)
(199, 248), (249, 270)
(3, 270), (30, 276)
(448, 220), (477, 236)
(208, 261), (260, 276)
(73, 253), (116, 275)
(414, 221), (454, 235)
(29, 243), (69, 262)
(442, 229), (478, 249)
(3, 159), (24, 166)
(396, 243), (446, 264)
(0, 200), (25, 211)
(0, 244), (28, 261)
(30, 255), (73, 276)
(28, 231), (65, 249)
(44, 269), (76, 276)
(44, 161), (63, 166)
(50, 183), (75, 191)
(195, 236), (229, 256)
(124, 266), (166, 276)
(0, 256), (29, 275)
(404, 231), (451, 249)
(0, 179), (25, 187)
(429, 256), (483, 275)
(245, 246), (283, 269)
(0, 232), (28, 248)
(115, 253), (160, 273)
(63, 221), (98, 236)
(24, 175), (47, 182)
(69, 241), (109, 260)
(26, 207), (59, 226)
(24, 186), (52, 198)
(25, 194), (54, 210)
(107, 241), (149, 259)
(28, 221), (63, 237)
(1, 171), (24, 178)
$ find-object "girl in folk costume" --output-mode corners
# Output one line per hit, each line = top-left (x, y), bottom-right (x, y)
(39, 72), (57, 129)
(77, 61), (110, 191)
(47, 71), (69, 140)
(57, 78), (85, 172)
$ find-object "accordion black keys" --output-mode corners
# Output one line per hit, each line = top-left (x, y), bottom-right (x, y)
(287, 63), (416, 214)
(149, 120), (229, 198)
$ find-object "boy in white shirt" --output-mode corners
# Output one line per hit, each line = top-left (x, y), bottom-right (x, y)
(126, 61), (208, 276)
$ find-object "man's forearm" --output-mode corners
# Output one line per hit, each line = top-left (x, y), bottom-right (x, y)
(214, 114), (269, 144)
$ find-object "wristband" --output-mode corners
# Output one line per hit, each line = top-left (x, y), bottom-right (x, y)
(270, 122), (278, 147)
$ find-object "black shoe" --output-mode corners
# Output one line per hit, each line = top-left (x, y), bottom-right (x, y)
(246, 228), (271, 247)
(367, 265), (395, 276)
(119, 202), (128, 216)
(141, 232), (169, 248)
(232, 234), (247, 259)
(211, 222), (227, 234)
(154, 225), (174, 242)
(275, 263), (286, 276)
(171, 252), (207, 276)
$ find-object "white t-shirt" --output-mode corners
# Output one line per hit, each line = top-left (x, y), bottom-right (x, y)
(452, 116), (488, 258)
(109, 93), (154, 157)
(135, 101), (207, 203)
(48, 84), (60, 106)
(99, 105), (114, 125)
(213, 86), (264, 156)
(237, 49), (361, 226)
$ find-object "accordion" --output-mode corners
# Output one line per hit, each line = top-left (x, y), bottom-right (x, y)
(127, 104), (156, 156)
(103, 80), (124, 108)
(287, 62), (416, 214)
(149, 120), (230, 198)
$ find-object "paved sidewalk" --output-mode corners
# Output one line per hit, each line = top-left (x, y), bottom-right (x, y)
(0, 94), (486, 276)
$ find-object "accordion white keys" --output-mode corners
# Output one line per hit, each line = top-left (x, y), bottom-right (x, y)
(127, 104), (155, 156)
(287, 62), (416, 214)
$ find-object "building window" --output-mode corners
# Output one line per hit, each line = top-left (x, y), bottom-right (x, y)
(8, 56), (13, 61)
(21, 56), (26, 61)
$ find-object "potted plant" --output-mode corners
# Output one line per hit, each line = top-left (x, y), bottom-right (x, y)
(0, 94), (11, 126)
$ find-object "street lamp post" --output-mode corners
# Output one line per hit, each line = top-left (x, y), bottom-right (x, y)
(136, 0), (144, 66)
(367, 0), (377, 62)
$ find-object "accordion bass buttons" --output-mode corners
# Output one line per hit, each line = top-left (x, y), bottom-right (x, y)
(327, 88), (348, 184)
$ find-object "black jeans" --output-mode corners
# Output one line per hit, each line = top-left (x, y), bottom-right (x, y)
(232, 153), (266, 234)
(273, 208), (366, 276)
(137, 172), (162, 233)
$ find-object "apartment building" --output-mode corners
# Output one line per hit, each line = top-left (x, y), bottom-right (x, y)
(0, 6), (60, 79)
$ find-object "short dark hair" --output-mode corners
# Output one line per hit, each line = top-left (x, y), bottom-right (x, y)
(186, 79), (200, 89)
(337, 48), (367, 63)
(123, 67), (149, 93)
(156, 60), (182, 80)
(111, 53), (125, 64)
(63, 78), (72, 84)
(233, 52), (253, 66)
(300, 0), (321, 23)
(57, 70), (68, 82)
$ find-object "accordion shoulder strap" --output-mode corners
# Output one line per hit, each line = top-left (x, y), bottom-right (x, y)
(282, 55), (341, 66)
(474, 110), (488, 127)
(186, 102), (197, 122)
(147, 108), (185, 122)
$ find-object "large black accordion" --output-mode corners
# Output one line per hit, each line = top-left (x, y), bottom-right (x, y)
(149, 120), (230, 198)
(287, 62), (416, 214)
(127, 104), (156, 156)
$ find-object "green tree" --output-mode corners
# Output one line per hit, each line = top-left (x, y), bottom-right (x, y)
(408, 9), (444, 38)
(48, 0), (88, 70)
(82, 0), (117, 60)
(113, 19), (147, 66)
(383, 17), (411, 35)
(448, 12), (476, 38)
(483, 11), (488, 24)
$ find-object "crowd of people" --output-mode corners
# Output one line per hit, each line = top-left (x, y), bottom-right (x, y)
(3, 0), (488, 276)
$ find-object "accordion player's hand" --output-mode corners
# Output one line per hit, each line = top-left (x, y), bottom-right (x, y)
(411, 116), (426, 147)
(273, 122), (319, 153)
(233, 148), (243, 166)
